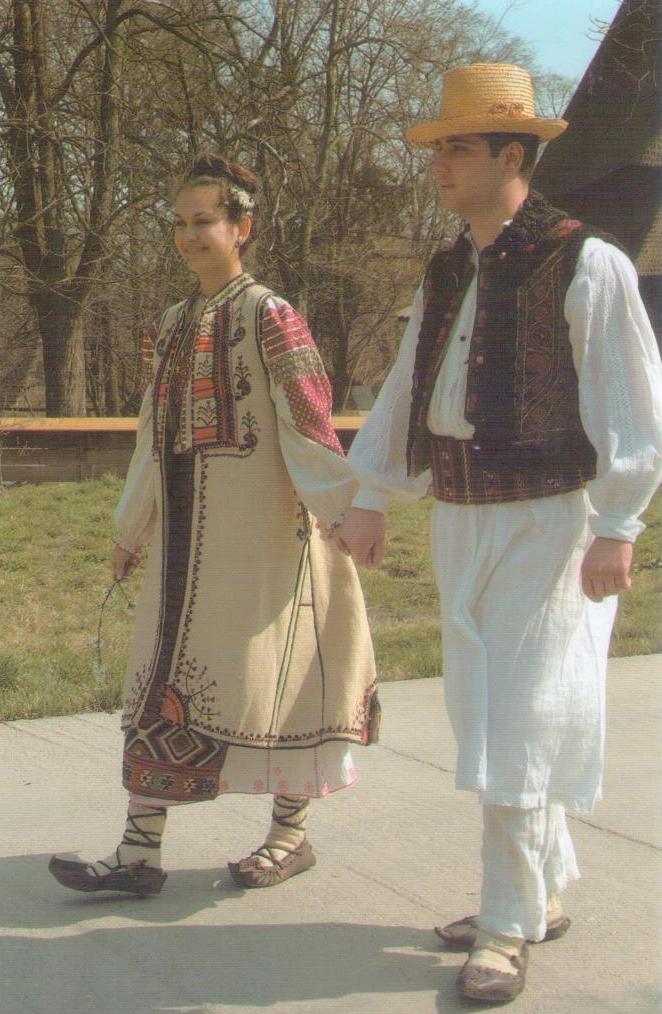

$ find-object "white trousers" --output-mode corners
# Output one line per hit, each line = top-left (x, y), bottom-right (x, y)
(431, 492), (617, 812)
(478, 803), (579, 941)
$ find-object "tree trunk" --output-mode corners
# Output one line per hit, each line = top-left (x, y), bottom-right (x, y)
(6, 0), (124, 415)
(102, 308), (121, 416)
(34, 286), (87, 415)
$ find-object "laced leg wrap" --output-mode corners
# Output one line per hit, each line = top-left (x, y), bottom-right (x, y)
(91, 805), (167, 875)
(121, 806), (167, 852)
(255, 795), (310, 865)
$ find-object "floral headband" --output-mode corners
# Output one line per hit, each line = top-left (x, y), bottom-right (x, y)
(228, 184), (256, 213)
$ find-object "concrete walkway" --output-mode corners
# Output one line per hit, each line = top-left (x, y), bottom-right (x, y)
(1, 655), (660, 1014)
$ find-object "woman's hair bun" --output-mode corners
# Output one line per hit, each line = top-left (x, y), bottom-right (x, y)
(188, 153), (259, 195)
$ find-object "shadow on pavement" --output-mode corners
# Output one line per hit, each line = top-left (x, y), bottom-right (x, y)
(0, 853), (230, 928)
(1, 854), (464, 1013)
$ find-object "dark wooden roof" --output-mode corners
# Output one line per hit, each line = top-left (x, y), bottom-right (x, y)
(534, 0), (661, 278)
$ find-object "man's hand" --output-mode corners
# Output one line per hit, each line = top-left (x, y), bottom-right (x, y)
(331, 507), (387, 568)
(581, 536), (633, 602)
(111, 543), (141, 582)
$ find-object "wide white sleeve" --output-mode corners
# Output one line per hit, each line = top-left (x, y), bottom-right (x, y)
(348, 284), (431, 513)
(260, 296), (357, 526)
(114, 384), (158, 553)
(565, 238), (662, 541)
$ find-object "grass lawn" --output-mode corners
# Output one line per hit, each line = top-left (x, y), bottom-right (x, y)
(0, 477), (659, 721)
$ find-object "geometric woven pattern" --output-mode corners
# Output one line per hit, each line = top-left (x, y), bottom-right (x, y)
(123, 717), (228, 802)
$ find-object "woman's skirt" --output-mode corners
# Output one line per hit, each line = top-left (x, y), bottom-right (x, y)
(123, 450), (358, 807)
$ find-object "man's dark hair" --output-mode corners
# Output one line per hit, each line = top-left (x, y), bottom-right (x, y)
(480, 132), (540, 175)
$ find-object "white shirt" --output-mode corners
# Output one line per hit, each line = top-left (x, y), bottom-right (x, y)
(349, 238), (662, 542)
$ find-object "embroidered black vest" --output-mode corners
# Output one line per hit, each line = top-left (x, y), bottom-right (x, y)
(407, 192), (606, 503)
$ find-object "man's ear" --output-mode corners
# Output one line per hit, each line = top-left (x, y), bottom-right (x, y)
(503, 141), (525, 176)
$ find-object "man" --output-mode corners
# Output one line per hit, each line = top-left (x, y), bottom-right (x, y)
(334, 63), (662, 1004)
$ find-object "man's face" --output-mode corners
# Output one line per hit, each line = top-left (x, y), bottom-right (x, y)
(429, 134), (507, 217)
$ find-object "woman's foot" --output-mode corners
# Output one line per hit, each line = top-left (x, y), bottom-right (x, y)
(48, 853), (166, 895)
(227, 793), (314, 888)
(227, 839), (316, 888)
(49, 804), (167, 896)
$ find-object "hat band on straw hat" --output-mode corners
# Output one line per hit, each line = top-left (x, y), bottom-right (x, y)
(488, 102), (526, 117)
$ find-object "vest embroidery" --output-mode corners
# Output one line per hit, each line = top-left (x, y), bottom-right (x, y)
(407, 190), (602, 500)
(152, 275), (261, 457)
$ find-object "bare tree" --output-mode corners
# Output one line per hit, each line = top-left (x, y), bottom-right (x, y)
(0, 0), (572, 414)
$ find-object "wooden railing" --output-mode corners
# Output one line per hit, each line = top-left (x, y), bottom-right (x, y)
(0, 415), (366, 482)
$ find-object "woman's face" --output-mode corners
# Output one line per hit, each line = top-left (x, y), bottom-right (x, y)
(173, 184), (248, 278)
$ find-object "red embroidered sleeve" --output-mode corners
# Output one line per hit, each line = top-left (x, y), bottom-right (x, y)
(260, 299), (343, 455)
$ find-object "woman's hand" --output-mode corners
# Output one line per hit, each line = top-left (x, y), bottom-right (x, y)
(330, 508), (387, 568)
(111, 543), (141, 582)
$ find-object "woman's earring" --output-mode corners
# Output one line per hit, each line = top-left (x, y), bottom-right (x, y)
(234, 239), (242, 248)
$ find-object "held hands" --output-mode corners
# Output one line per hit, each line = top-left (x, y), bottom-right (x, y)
(581, 536), (633, 602)
(111, 543), (142, 582)
(328, 507), (386, 568)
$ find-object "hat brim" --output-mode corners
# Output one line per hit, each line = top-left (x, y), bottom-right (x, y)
(405, 115), (567, 145)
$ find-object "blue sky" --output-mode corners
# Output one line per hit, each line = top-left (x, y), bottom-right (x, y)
(474, 0), (621, 80)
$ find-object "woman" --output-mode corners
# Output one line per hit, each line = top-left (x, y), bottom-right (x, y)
(49, 153), (378, 895)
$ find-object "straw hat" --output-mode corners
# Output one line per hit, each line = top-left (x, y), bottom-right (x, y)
(406, 64), (568, 146)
